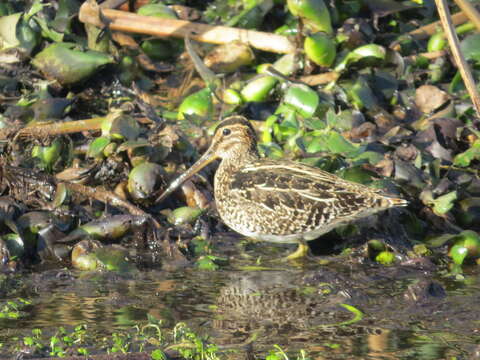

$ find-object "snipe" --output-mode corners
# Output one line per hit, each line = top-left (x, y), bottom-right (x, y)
(156, 116), (407, 259)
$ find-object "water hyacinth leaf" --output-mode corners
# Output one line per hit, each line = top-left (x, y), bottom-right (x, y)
(451, 230), (480, 259)
(304, 117), (326, 131)
(95, 246), (135, 272)
(261, 114), (278, 143)
(367, 238), (388, 261)
(347, 76), (378, 110)
(226, 0), (273, 29)
(270, 53), (298, 75)
(241, 53), (297, 103)
(0, 12), (39, 54)
(375, 251), (395, 265)
(449, 244), (468, 265)
(424, 233), (456, 248)
(325, 132), (361, 157)
(167, 206), (204, 226)
(241, 75), (278, 102)
(116, 138), (151, 153)
(137, 3), (178, 18)
(305, 133), (328, 153)
(71, 240), (102, 271)
(427, 32), (446, 52)
(51, 183), (68, 209)
(31, 138), (63, 170)
(32, 97), (73, 121)
(453, 139), (480, 167)
(0, 13), (23, 48)
(259, 142), (284, 159)
(73, 253), (99, 271)
(177, 88), (214, 122)
(196, 255), (220, 271)
(51, 0), (79, 34)
(128, 162), (166, 201)
(338, 165), (374, 184)
(351, 150), (384, 165)
(32, 43), (114, 85)
(141, 39), (174, 61)
(284, 84), (319, 118)
(287, 0), (333, 34)
(33, 13), (63, 42)
(457, 197), (480, 228)
(87, 136), (111, 158)
(460, 33), (480, 63)
(335, 44), (386, 72)
(2, 233), (24, 258)
(222, 88), (243, 105)
(304, 32), (336, 67)
(371, 71), (398, 102)
(108, 114), (141, 140)
(448, 70), (463, 94)
(432, 191), (457, 215)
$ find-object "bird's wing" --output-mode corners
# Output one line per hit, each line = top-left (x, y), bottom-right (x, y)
(230, 160), (378, 215)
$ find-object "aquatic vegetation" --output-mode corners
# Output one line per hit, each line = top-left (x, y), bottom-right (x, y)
(1, 0), (480, 357)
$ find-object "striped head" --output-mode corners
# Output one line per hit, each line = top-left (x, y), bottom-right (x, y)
(209, 116), (258, 160)
(155, 116), (258, 203)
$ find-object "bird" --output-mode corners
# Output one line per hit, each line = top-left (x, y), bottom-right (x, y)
(156, 116), (407, 260)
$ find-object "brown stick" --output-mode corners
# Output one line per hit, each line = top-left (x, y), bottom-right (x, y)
(435, 0), (480, 116)
(16, 117), (105, 139)
(453, 0), (480, 31)
(408, 11), (468, 40)
(406, 49), (447, 62)
(78, 1), (296, 54)
(62, 182), (161, 229)
(299, 72), (340, 86)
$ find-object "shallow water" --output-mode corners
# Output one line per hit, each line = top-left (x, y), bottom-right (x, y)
(0, 239), (479, 359)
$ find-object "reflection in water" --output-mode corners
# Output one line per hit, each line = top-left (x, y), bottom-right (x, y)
(0, 261), (479, 358)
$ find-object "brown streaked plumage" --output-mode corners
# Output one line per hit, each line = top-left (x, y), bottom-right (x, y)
(156, 116), (407, 259)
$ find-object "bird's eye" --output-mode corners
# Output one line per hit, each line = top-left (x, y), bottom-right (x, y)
(222, 128), (231, 136)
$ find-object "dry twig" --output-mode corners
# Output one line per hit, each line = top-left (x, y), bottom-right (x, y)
(435, 0), (480, 116)
(79, 1), (295, 54)
(453, 0), (480, 31)
(408, 11), (468, 40)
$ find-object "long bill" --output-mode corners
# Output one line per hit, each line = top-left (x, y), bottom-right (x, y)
(155, 147), (219, 204)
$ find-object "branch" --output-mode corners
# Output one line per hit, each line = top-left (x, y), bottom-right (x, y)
(435, 0), (480, 117)
(78, 1), (296, 54)
(453, 0), (480, 32)
(408, 11), (468, 40)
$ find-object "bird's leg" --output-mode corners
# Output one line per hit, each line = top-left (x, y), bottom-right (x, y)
(285, 240), (311, 261)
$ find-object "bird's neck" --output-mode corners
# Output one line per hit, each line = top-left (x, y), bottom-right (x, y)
(220, 148), (259, 171)
(215, 149), (259, 193)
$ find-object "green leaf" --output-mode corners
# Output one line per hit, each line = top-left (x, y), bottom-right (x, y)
(284, 83), (319, 118)
(32, 43), (114, 85)
(87, 137), (111, 158)
(335, 44), (386, 72)
(449, 244), (468, 265)
(151, 349), (167, 360)
(375, 251), (396, 265)
(196, 255), (220, 270)
(325, 132), (362, 157)
(347, 76), (378, 110)
(453, 140), (480, 167)
(460, 33), (480, 63)
(432, 191), (457, 215)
